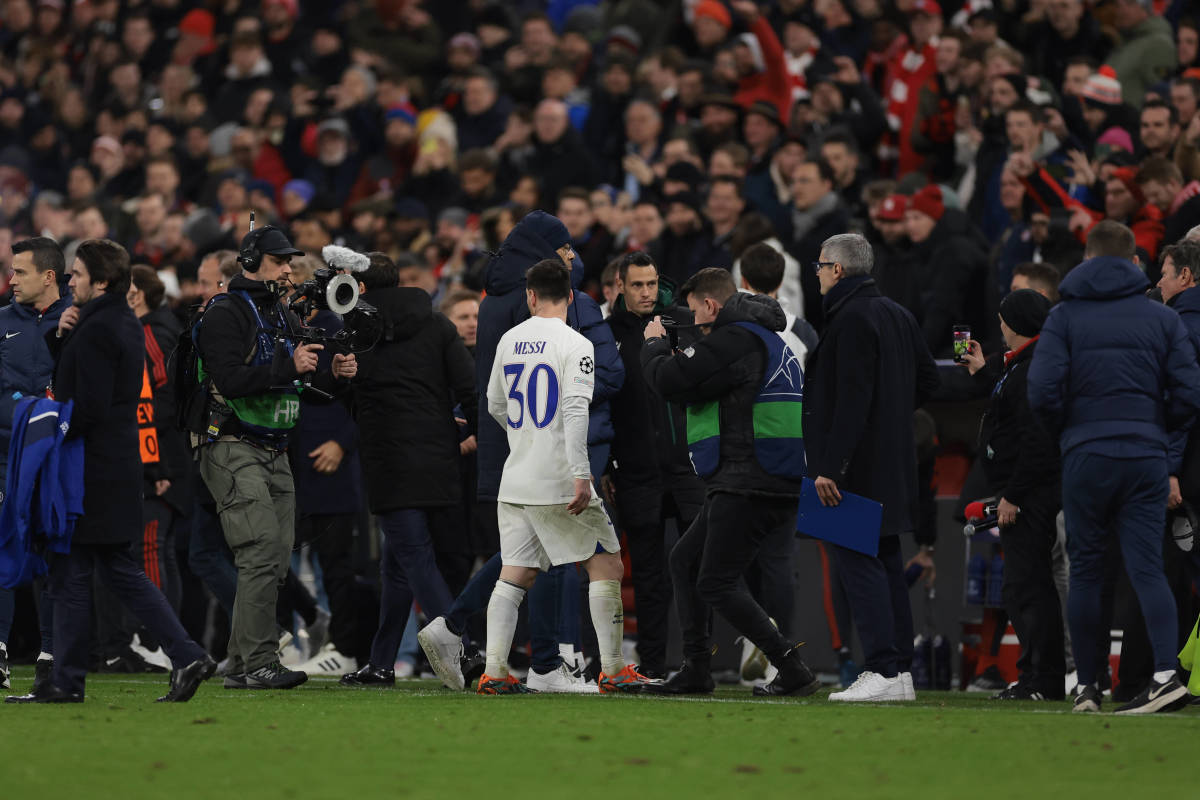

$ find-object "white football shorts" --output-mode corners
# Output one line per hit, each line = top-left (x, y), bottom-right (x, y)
(497, 494), (621, 570)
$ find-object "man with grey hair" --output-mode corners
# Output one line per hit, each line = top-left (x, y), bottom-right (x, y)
(803, 233), (939, 702)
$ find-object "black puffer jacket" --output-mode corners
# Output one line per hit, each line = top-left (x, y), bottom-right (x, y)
(641, 292), (802, 499)
(353, 287), (477, 513)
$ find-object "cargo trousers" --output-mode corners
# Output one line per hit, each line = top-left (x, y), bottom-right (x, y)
(200, 440), (295, 673)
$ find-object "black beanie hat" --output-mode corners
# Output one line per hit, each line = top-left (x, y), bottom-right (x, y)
(1000, 289), (1052, 338)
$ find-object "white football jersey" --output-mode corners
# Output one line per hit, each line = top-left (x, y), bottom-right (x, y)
(487, 316), (596, 504)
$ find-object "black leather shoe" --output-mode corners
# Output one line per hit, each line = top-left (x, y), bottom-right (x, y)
(641, 660), (715, 695)
(6, 680), (83, 704)
(754, 648), (821, 697)
(339, 664), (395, 687)
(31, 657), (53, 695)
(157, 655), (218, 702)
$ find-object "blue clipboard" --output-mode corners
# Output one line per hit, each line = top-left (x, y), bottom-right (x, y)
(795, 478), (883, 557)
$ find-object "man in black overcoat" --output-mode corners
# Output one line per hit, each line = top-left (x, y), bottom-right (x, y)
(803, 233), (939, 703)
(7, 239), (213, 704)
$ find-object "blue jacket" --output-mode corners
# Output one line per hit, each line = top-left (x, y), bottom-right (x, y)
(0, 294), (71, 482)
(0, 397), (84, 588)
(1028, 256), (1200, 460)
(290, 310), (362, 516)
(475, 211), (624, 499)
(1167, 285), (1200, 472)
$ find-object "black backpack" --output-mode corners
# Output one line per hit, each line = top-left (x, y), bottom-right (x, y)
(168, 302), (214, 436)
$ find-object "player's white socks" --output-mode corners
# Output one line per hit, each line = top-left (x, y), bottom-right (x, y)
(588, 579), (626, 675)
(484, 580), (526, 678)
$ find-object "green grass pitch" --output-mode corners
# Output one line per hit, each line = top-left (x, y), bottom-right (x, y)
(2, 669), (1195, 799)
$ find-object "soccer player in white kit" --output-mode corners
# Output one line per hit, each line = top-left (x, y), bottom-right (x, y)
(478, 259), (653, 694)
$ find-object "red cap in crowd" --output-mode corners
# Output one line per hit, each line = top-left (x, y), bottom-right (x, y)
(909, 0), (943, 17)
(910, 185), (945, 221)
(693, 0), (732, 30)
(1110, 167), (1146, 206)
(878, 194), (908, 221)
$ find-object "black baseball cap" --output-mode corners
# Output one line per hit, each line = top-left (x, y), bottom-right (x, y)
(243, 226), (303, 257)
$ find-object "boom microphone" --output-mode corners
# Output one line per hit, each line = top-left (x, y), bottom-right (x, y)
(322, 244), (371, 273)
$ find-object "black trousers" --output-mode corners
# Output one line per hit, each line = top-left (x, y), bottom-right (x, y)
(669, 492), (796, 665)
(624, 493), (697, 674)
(999, 499), (1065, 698)
(745, 531), (796, 641)
(50, 543), (206, 695)
(94, 497), (183, 657)
(833, 534), (914, 678)
(295, 513), (359, 655)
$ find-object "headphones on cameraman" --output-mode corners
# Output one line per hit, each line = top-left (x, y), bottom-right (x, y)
(238, 226), (275, 273)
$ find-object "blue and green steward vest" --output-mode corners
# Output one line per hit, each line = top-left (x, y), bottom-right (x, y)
(195, 291), (301, 449)
(685, 322), (806, 479)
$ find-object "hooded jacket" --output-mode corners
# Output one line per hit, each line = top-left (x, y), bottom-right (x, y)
(803, 276), (940, 537)
(475, 211), (624, 500)
(354, 287), (477, 512)
(1028, 256), (1200, 461)
(641, 292), (803, 499)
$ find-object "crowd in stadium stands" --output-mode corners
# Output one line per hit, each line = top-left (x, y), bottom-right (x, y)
(1, 0), (1200, 711)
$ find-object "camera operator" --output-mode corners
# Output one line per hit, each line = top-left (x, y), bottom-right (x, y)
(194, 226), (356, 690)
(959, 289), (1065, 701)
(641, 268), (819, 698)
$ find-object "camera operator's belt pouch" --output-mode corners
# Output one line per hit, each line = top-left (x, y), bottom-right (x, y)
(685, 321), (807, 479)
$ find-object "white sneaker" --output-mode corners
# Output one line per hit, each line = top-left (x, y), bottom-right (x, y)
(900, 671), (916, 701)
(738, 636), (769, 682)
(828, 671), (908, 702)
(394, 660), (416, 678)
(417, 616), (466, 691)
(294, 643), (357, 676)
(130, 634), (172, 671)
(527, 662), (601, 694)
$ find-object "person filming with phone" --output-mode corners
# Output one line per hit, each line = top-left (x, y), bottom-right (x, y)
(959, 288), (1065, 701)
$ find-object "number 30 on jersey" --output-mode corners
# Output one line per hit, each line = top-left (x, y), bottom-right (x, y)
(503, 363), (559, 429)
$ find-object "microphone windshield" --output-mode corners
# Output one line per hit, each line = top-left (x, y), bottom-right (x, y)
(322, 245), (370, 273)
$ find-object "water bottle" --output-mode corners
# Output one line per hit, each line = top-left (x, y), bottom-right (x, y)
(988, 553), (1005, 606)
(932, 634), (952, 689)
(967, 555), (987, 605)
(911, 634), (933, 689)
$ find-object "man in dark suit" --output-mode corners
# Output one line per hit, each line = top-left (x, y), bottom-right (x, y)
(803, 233), (939, 703)
(6, 239), (213, 704)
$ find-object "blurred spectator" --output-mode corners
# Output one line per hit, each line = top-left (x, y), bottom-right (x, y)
(786, 157), (850, 324)
(1107, 0), (1177, 106)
